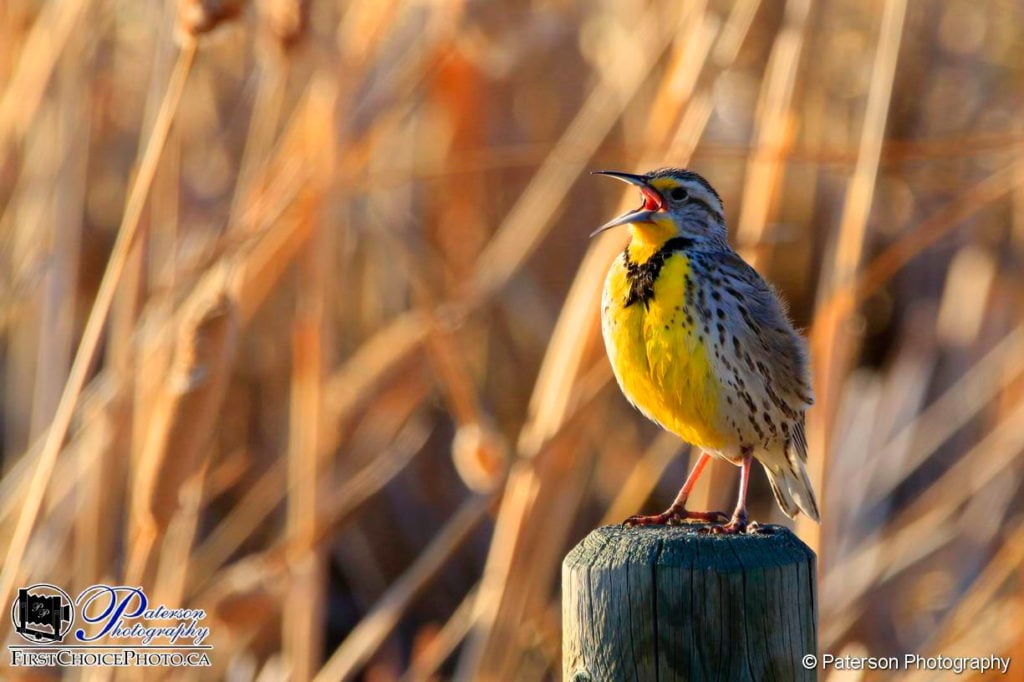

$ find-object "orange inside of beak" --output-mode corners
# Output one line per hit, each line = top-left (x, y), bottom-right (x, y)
(640, 185), (664, 211)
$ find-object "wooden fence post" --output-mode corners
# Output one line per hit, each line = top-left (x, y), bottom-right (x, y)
(562, 524), (817, 681)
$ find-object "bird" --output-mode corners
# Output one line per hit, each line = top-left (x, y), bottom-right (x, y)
(593, 167), (819, 534)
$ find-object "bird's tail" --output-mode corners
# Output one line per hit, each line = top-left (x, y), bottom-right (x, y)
(766, 457), (820, 522)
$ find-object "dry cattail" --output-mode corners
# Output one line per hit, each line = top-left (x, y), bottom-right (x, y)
(451, 421), (508, 493)
(177, 0), (246, 39)
(132, 278), (238, 542)
(261, 0), (310, 49)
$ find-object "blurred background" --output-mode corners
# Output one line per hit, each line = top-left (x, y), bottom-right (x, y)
(1, 0), (1023, 679)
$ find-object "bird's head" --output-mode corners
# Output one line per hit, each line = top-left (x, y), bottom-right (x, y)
(591, 168), (727, 250)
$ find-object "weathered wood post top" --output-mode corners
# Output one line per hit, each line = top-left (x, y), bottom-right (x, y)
(563, 524), (817, 681)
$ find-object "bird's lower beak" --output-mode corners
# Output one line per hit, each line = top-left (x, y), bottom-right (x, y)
(590, 208), (657, 237)
(590, 170), (663, 237)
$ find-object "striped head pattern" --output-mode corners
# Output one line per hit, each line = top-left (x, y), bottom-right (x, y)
(592, 168), (727, 250)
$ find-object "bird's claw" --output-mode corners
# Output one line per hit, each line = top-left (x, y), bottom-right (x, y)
(698, 511), (749, 535)
(623, 507), (729, 527)
(708, 521), (746, 535)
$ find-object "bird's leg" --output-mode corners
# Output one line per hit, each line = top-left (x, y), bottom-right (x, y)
(710, 450), (753, 534)
(624, 451), (729, 526)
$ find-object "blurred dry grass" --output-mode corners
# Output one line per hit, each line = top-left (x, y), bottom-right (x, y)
(1, 0), (1023, 680)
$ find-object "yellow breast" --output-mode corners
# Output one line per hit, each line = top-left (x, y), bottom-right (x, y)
(600, 251), (726, 450)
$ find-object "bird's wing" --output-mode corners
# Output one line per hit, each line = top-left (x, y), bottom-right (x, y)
(705, 249), (814, 419)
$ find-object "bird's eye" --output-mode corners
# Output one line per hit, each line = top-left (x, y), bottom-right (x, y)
(670, 187), (689, 201)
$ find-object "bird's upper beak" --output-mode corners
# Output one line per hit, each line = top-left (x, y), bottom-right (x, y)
(590, 170), (665, 237)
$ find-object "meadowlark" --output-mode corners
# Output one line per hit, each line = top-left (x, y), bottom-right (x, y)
(594, 168), (819, 534)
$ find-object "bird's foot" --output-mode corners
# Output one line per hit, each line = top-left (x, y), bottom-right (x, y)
(623, 506), (729, 527)
(703, 510), (748, 535)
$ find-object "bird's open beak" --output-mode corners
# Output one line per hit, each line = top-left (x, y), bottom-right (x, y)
(590, 171), (665, 237)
